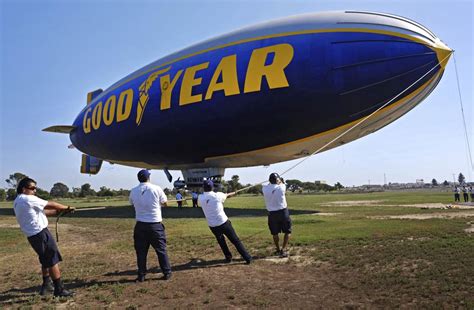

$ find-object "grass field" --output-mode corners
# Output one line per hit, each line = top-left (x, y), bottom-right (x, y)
(0, 191), (473, 308)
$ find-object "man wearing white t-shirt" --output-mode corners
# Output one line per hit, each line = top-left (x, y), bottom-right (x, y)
(13, 177), (75, 297)
(262, 173), (292, 258)
(176, 191), (183, 208)
(129, 169), (171, 282)
(198, 179), (252, 264)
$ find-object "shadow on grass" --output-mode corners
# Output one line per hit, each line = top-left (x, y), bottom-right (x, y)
(0, 287), (38, 305)
(104, 257), (254, 278)
(0, 206), (318, 219)
(0, 278), (137, 305)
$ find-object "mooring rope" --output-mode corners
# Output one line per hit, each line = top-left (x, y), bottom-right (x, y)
(55, 210), (66, 242)
(453, 53), (474, 173)
(235, 52), (453, 193)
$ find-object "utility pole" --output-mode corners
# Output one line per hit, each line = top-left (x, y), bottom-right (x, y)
(452, 173), (456, 185)
(384, 173), (387, 186)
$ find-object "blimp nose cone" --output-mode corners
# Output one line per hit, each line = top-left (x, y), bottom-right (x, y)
(434, 39), (452, 70)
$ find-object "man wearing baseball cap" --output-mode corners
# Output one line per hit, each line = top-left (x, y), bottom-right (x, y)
(262, 173), (292, 257)
(129, 169), (172, 282)
(198, 179), (252, 264)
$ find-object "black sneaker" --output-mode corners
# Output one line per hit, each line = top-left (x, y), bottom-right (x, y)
(274, 249), (282, 256)
(162, 273), (172, 280)
(225, 256), (233, 263)
(280, 250), (289, 258)
(39, 281), (54, 296)
(54, 288), (74, 297)
(135, 275), (146, 282)
(245, 259), (252, 265)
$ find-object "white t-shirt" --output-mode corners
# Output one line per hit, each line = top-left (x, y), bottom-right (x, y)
(198, 191), (228, 227)
(13, 194), (49, 237)
(129, 182), (167, 223)
(262, 183), (288, 211)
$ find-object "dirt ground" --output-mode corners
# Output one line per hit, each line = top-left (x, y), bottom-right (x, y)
(322, 200), (385, 207)
(1, 200), (473, 308)
(325, 201), (474, 210)
(0, 241), (374, 308)
(370, 211), (474, 220)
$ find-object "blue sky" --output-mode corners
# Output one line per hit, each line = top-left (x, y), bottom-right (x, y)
(1, 0), (472, 191)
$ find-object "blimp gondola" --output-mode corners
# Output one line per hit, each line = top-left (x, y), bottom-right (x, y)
(44, 10), (452, 187)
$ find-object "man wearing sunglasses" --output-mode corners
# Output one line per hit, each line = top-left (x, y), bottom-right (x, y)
(13, 177), (75, 297)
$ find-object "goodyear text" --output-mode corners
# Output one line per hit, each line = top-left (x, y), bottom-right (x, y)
(83, 43), (294, 134)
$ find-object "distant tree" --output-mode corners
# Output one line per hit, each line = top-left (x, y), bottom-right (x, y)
(458, 173), (466, 185)
(227, 175), (242, 192)
(72, 187), (81, 198)
(431, 178), (438, 186)
(220, 180), (229, 193)
(319, 183), (335, 192)
(50, 182), (69, 198)
(80, 183), (96, 197)
(114, 188), (130, 196)
(97, 186), (114, 197)
(245, 184), (262, 195)
(0, 189), (6, 201)
(301, 181), (318, 191)
(334, 182), (344, 190)
(36, 188), (51, 200)
(5, 172), (27, 189)
(6, 188), (17, 201)
(286, 179), (303, 192)
(443, 180), (449, 186)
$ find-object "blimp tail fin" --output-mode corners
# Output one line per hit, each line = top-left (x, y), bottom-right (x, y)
(87, 89), (103, 104)
(80, 154), (103, 175)
(42, 125), (76, 134)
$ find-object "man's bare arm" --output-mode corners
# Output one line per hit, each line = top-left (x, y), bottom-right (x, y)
(226, 192), (237, 199)
(44, 201), (75, 216)
(44, 209), (58, 216)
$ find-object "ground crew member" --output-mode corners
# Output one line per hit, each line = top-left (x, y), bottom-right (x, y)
(469, 186), (474, 202)
(454, 186), (461, 202)
(192, 191), (198, 208)
(262, 173), (292, 258)
(176, 191), (183, 208)
(129, 170), (172, 282)
(198, 179), (252, 264)
(13, 177), (75, 297)
(462, 186), (469, 202)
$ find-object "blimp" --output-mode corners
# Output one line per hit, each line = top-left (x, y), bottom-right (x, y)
(44, 10), (452, 187)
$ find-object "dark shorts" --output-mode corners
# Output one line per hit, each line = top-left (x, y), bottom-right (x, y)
(268, 208), (292, 235)
(27, 228), (62, 268)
